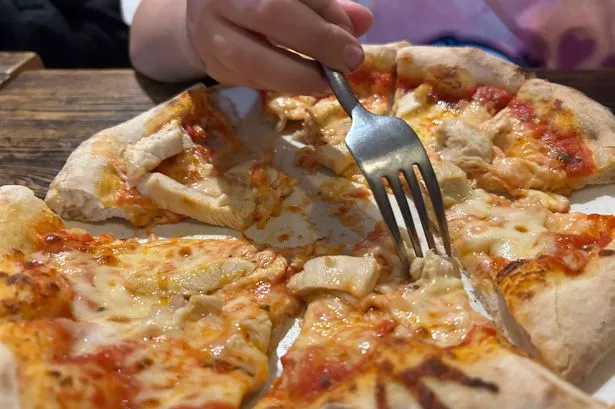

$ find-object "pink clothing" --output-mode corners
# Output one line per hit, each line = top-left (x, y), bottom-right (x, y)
(361, 0), (615, 68)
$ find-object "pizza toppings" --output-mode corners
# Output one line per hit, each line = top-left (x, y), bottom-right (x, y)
(8, 42), (615, 408)
(435, 120), (493, 178)
(507, 97), (597, 178)
(288, 256), (379, 298)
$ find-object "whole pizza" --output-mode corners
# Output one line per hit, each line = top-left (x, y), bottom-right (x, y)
(2, 43), (615, 409)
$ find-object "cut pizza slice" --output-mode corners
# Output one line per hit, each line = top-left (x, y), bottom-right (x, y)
(471, 79), (615, 196)
(254, 251), (605, 409)
(447, 184), (615, 383)
(46, 84), (295, 230)
(392, 46), (531, 150)
(0, 185), (301, 409)
(290, 41), (409, 178)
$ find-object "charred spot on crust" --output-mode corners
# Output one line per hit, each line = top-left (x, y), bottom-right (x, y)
(46, 282), (60, 292)
(1, 299), (20, 314)
(557, 152), (583, 166)
(397, 356), (499, 393)
(378, 360), (394, 373)
(6, 273), (36, 286)
(495, 260), (527, 282)
(375, 379), (388, 409)
(599, 249), (615, 257)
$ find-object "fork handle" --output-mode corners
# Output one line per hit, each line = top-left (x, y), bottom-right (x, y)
(321, 65), (361, 116)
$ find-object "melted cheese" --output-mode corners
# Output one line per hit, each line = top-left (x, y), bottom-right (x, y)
(20, 237), (293, 409)
(448, 190), (555, 260)
(0, 343), (20, 409)
(380, 277), (475, 347)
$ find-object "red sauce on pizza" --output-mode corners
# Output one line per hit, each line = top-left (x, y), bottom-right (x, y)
(38, 230), (115, 254)
(395, 77), (420, 93)
(59, 344), (137, 409)
(282, 347), (357, 404)
(472, 86), (512, 114)
(116, 187), (160, 210)
(509, 98), (596, 178)
(183, 123), (206, 143)
(508, 99), (535, 123)
(541, 129), (595, 178)
(348, 69), (392, 97)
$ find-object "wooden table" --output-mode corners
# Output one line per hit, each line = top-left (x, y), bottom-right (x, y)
(0, 52), (43, 88)
(1, 67), (615, 198)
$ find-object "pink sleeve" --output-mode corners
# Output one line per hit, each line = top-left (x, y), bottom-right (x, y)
(487, 0), (615, 68)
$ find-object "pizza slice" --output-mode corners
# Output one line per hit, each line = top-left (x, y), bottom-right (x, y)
(392, 46), (531, 150)
(292, 41), (409, 177)
(469, 79), (615, 196)
(0, 185), (301, 409)
(262, 91), (318, 131)
(254, 251), (605, 409)
(46, 84), (295, 229)
(447, 184), (615, 383)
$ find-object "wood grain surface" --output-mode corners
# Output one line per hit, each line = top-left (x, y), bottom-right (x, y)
(0, 52), (43, 88)
(0, 68), (614, 197)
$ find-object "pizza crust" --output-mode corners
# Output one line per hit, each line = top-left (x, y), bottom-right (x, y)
(498, 239), (615, 384)
(0, 185), (64, 253)
(300, 339), (606, 409)
(45, 84), (211, 224)
(515, 79), (615, 186)
(396, 46), (532, 94)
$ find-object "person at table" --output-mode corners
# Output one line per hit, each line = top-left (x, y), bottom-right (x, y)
(0, 0), (130, 68)
(127, 0), (615, 94)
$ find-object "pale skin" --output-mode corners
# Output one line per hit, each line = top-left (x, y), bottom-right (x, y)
(130, 0), (373, 93)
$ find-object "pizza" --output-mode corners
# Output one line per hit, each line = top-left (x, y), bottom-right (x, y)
(0, 185), (301, 409)
(444, 179), (615, 383)
(5, 42), (615, 408)
(475, 79), (615, 196)
(267, 41), (409, 178)
(255, 252), (604, 409)
(392, 46), (530, 147)
(46, 84), (295, 230)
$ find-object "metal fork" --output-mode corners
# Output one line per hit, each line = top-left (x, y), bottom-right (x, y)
(321, 65), (452, 273)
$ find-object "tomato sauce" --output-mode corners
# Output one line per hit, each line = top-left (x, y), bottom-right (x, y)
(348, 69), (392, 97)
(37, 230), (114, 254)
(472, 86), (512, 114)
(183, 123), (207, 143)
(508, 98), (596, 178)
(58, 344), (138, 409)
(394, 77), (421, 93)
(541, 130), (595, 178)
(282, 347), (357, 404)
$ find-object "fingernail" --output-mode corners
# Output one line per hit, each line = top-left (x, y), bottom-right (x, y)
(343, 44), (364, 72)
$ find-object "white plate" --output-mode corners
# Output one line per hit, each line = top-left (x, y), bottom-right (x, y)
(66, 87), (615, 404)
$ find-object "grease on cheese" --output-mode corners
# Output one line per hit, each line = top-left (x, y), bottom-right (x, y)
(24, 237), (291, 409)
(376, 277), (475, 347)
(448, 190), (555, 260)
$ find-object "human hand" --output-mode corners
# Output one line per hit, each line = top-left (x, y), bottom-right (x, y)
(186, 0), (373, 93)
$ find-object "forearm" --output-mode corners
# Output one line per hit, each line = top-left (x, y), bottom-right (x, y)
(129, 0), (206, 82)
